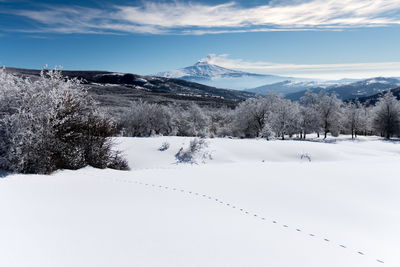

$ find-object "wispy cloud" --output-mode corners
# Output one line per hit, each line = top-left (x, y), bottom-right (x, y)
(116, 0), (400, 29)
(12, 6), (164, 34)
(8, 0), (400, 35)
(202, 54), (400, 79)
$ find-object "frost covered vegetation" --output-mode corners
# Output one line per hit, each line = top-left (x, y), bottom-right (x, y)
(119, 90), (400, 140)
(1, 67), (400, 174)
(0, 68), (128, 174)
(175, 138), (211, 164)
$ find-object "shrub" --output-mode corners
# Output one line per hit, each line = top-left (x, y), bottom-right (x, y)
(0, 68), (128, 174)
(175, 138), (210, 164)
(159, 142), (170, 151)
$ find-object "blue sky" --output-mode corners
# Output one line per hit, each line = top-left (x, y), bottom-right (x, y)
(1, 0), (400, 79)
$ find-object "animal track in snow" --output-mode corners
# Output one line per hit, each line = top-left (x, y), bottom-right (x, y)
(109, 176), (386, 265)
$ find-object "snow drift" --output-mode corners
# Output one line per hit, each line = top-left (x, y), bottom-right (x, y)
(0, 136), (399, 267)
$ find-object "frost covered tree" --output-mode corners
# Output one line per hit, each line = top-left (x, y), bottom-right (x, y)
(300, 90), (323, 137)
(233, 98), (268, 137)
(260, 123), (274, 140)
(298, 105), (321, 139)
(343, 100), (364, 139)
(270, 97), (300, 140)
(233, 94), (281, 138)
(176, 103), (209, 137)
(305, 91), (343, 138)
(372, 91), (400, 139)
(0, 68), (128, 174)
(359, 104), (373, 136)
(204, 107), (234, 137)
(121, 101), (176, 137)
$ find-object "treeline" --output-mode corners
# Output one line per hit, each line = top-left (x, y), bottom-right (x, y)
(0, 68), (128, 174)
(118, 90), (400, 140)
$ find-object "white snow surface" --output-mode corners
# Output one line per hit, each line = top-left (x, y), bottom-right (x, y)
(1, 135), (399, 267)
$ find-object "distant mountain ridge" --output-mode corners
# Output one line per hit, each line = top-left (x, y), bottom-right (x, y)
(352, 87), (400, 105)
(245, 79), (358, 96)
(285, 77), (400, 101)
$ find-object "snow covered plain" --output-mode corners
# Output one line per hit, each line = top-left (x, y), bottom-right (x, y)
(0, 136), (399, 267)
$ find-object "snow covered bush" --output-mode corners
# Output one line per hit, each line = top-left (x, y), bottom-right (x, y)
(0, 68), (128, 174)
(300, 153), (312, 162)
(175, 138), (211, 164)
(106, 150), (129, 170)
(159, 142), (170, 151)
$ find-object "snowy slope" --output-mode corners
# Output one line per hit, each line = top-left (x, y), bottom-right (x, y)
(1, 136), (399, 267)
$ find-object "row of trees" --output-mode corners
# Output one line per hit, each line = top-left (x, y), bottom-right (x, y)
(119, 91), (400, 140)
(0, 68), (128, 174)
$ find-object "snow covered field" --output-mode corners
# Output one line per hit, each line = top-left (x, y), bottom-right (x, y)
(0, 136), (399, 267)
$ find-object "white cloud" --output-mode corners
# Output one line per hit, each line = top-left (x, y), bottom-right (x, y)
(115, 0), (400, 29)
(9, 0), (400, 35)
(13, 6), (164, 35)
(202, 54), (400, 79)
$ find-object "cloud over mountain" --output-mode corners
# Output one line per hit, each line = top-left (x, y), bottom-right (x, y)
(199, 54), (400, 79)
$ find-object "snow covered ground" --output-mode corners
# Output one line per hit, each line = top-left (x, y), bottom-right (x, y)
(0, 136), (399, 267)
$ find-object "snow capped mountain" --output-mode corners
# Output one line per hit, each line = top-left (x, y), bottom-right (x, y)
(155, 60), (293, 90)
(156, 60), (265, 80)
